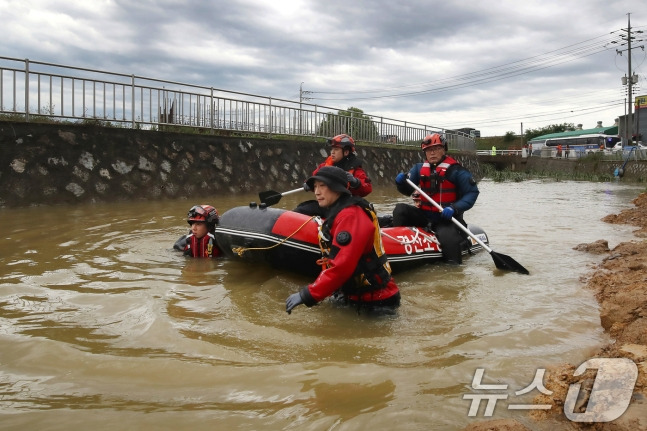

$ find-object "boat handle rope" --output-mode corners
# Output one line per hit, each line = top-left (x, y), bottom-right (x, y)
(231, 215), (317, 257)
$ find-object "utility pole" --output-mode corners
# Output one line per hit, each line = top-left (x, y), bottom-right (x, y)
(617, 13), (645, 145)
(626, 13), (633, 145)
(299, 82), (312, 135)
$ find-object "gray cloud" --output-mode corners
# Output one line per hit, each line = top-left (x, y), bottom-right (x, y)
(1, 0), (644, 135)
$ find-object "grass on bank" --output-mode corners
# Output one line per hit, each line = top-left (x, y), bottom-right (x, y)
(479, 163), (637, 183)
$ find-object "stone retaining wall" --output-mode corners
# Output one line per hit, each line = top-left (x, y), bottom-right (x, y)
(0, 122), (481, 208)
(524, 156), (647, 181)
(5, 122), (643, 209)
(480, 155), (647, 182)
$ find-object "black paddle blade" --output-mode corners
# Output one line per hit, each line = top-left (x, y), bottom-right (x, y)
(490, 251), (530, 275)
(259, 190), (282, 206)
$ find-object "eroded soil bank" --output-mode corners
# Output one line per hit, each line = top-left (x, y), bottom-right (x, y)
(465, 192), (647, 431)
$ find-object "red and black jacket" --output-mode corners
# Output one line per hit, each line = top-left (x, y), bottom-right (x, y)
(314, 154), (372, 197)
(298, 196), (399, 306)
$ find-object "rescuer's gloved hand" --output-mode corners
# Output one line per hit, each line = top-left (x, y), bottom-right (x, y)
(395, 172), (408, 185)
(286, 292), (304, 314)
(303, 182), (311, 192)
(441, 206), (455, 220)
(346, 173), (361, 189)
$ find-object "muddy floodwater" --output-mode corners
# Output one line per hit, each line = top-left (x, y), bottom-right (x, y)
(0, 179), (643, 430)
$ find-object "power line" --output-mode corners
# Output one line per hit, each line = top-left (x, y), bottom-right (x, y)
(461, 101), (624, 126)
(305, 32), (625, 101)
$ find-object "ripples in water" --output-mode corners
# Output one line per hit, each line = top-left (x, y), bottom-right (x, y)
(0, 180), (642, 429)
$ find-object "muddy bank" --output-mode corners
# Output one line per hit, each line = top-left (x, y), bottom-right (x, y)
(465, 192), (647, 431)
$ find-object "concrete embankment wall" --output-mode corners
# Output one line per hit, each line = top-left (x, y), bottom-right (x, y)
(0, 122), (481, 208)
(478, 155), (647, 182)
(4, 122), (645, 209)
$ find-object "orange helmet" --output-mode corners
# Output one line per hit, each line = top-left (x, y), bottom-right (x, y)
(421, 133), (447, 151)
(327, 134), (355, 152)
(187, 204), (219, 225)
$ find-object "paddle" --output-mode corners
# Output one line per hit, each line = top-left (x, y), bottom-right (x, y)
(406, 178), (530, 275)
(259, 187), (304, 206)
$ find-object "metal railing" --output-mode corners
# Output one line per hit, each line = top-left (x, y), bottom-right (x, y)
(478, 147), (647, 160)
(0, 56), (475, 151)
(476, 150), (522, 156)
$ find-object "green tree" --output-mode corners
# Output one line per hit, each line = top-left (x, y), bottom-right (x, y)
(503, 131), (516, 143)
(524, 123), (575, 141)
(317, 107), (378, 141)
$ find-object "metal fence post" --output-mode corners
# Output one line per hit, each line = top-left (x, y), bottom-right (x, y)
(210, 87), (214, 134)
(24, 59), (30, 122)
(131, 74), (135, 128)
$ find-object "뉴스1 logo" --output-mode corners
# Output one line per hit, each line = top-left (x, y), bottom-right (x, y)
(564, 358), (638, 422)
(464, 358), (638, 423)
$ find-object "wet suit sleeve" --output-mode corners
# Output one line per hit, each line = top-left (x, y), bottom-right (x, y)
(448, 167), (479, 213)
(351, 166), (373, 197)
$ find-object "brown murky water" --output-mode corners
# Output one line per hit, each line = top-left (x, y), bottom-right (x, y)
(0, 180), (642, 430)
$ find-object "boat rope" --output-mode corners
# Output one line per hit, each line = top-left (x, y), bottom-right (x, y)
(380, 227), (440, 246)
(315, 256), (329, 270)
(231, 215), (317, 257)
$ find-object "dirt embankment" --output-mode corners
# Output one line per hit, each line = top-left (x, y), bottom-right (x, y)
(465, 192), (647, 431)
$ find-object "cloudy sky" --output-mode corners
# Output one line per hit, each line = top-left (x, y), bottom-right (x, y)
(1, 0), (645, 136)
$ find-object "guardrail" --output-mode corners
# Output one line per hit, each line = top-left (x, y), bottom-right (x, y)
(476, 150), (522, 156)
(477, 148), (647, 160)
(0, 56), (476, 151)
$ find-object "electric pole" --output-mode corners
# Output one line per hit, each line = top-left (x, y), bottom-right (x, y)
(299, 82), (312, 134)
(617, 13), (645, 145)
(626, 13), (633, 145)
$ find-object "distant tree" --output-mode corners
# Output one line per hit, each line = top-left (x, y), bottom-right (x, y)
(317, 107), (378, 141)
(524, 123), (575, 141)
(503, 131), (516, 143)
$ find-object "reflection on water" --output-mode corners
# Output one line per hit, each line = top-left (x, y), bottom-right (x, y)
(0, 180), (643, 430)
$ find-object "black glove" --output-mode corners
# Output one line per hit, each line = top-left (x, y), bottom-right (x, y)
(286, 292), (304, 314)
(346, 172), (361, 189)
(303, 182), (311, 192)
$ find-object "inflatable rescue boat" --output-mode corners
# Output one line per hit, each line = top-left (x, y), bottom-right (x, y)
(214, 203), (489, 276)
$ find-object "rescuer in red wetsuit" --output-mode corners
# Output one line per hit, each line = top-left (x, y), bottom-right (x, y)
(314, 134), (372, 197)
(294, 134), (372, 216)
(285, 166), (400, 314)
(173, 204), (223, 258)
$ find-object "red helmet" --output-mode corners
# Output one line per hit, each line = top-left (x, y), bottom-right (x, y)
(421, 133), (447, 151)
(327, 134), (355, 152)
(187, 204), (219, 225)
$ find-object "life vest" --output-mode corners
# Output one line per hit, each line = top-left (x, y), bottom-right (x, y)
(185, 233), (217, 257)
(419, 156), (460, 213)
(317, 197), (392, 293)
